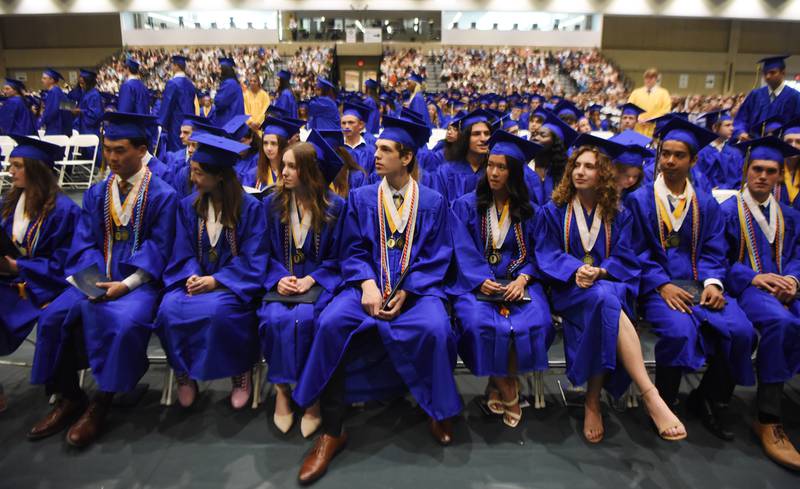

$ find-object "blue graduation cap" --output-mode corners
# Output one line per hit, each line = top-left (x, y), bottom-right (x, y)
(266, 104), (289, 118)
(619, 102), (646, 117)
(222, 114), (252, 141)
(554, 100), (584, 120)
(192, 121), (227, 137)
(103, 111), (157, 141)
(400, 107), (427, 126)
(261, 116), (302, 140)
(316, 76), (336, 92)
(779, 117), (800, 137)
(7, 134), (65, 168)
(219, 57), (235, 68)
(738, 136), (800, 164)
(43, 68), (63, 82)
(700, 109), (732, 130)
(655, 117), (717, 153)
(759, 55), (790, 72)
(572, 133), (626, 159)
(649, 112), (689, 133)
(408, 73), (424, 84)
(501, 117), (520, 132)
(298, 99), (310, 109)
(275, 70), (290, 81)
(171, 55), (188, 67)
(197, 90), (210, 98)
(750, 115), (785, 137)
(316, 129), (345, 149)
(379, 115), (431, 152)
(79, 69), (97, 79)
(458, 109), (496, 131)
(4, 78), (25, 93)
(489, 130), (543, 163)
(364, 79), (379, 90)
(610, 130), (654, 167)
(306, 129), (344, 184)
(587, 104), (603, 113)
(342, 101), (370, 122)
(125, 59), (140, 71)
(189, 133), (249, 169)
(541, 110), (578, 147)
(181, 114), (208, 127)
(530, 94), (545, 104)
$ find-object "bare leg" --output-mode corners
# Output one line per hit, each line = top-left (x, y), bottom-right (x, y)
(275, 383), (292, 416)
(496, 347), (521, 427)
(584, 374), (605, 443)
(616, 311), (686, 439)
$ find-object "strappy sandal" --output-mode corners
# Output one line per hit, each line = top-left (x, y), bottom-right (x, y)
(641, 387), (687, 441)
(501, 379), (522, 428)
(486, 383), (504, 415)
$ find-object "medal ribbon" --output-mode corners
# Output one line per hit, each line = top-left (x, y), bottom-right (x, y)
(737, 192), (784, 274)
(563, 200), (611, 261)
(103, 169), (151, 277)
(378, 179), (418, 298)
(654, 190), (700, 280)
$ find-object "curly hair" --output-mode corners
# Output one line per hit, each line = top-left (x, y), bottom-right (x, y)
(552, 146), (620, 223)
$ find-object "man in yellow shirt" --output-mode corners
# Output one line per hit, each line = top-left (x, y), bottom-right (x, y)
(628, 68), (671, 137)
(244, 73), (271, 132)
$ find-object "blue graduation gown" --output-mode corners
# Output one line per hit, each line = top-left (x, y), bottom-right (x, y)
(258, 192), (344, 384)
(642, 158), (713, 194)
(345, 140), (376, 175)
(146, 154), (171, 182)
(449, 193), (553, 376)
(273, 88), (297, 119)
(234, 151), (259, 183)
(695, 143), (743, 190)
(733, 85), (800, 139)
(118, 78), (151, 114)
(74, 88), (103, 136)
(41, 86), (72, 136)
(212, 78), (245, 127)
(628, 186), (755, 385)
(158, 75), (196, 152)
(199, 105), (215, 119)
(721, 197), (800, 383)
(0, 194), (79, 355)
(774, 177), (800, 212)
(528, 168), (558, 206)
(293, 181), (463, 420)
(408, 93), (432, 127)
(156, 192), (267, 380)
(31, 172), (178, 392)
(535, 202), (639, 397)
(165, 147), (189, 173)
(362, 96), (380, 135)
(307, 97), (341, 130)
(168, 165), (195, 199)
(0, 96), (35, 135)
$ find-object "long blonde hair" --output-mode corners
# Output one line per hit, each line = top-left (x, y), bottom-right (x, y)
(552, 146), (620, 223)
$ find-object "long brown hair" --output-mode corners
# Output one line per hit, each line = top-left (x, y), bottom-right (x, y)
(1, 158), (60, 221)
(552, 146), (620, 222)
(271, 142), (334, 233)
(257, 133), (288, 185)
(331, 147), (367, 198)
(192, 163), (243, 229)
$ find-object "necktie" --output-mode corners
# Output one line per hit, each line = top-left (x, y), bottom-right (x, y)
(118, 180), (132, 197)
(770, 91), (776, 103)
(762, 203), (770, 225)
(393, 193), (404, 209)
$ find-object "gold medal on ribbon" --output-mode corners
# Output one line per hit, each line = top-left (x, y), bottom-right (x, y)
(582, 253), (595, 266)
(387, 237), (397, 249)
(666, 232), (680, 248)
(488, 251), (501, 265)
(395, 236), (405, 249)
(293, 251), (305, 264)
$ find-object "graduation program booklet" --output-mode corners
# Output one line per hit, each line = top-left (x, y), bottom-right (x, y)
(263, 284), (323, 304)
(476, 278), (531, 303)
(67, 264), (109, 299)
(671, 279), (703, 305)
(242, 185), (273, 201)
(0, 227), (21, 259)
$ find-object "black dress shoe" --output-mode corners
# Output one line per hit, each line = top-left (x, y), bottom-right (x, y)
(687, 389), (734, 441)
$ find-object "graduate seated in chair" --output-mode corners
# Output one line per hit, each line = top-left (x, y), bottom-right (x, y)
(720, 137), (800, 471)
(627, 118), (756, 442)
(239, 117), (302, 192)
(155, 133), (268, 410)
(774, 118), (800, 212)
(258, 131), (345, 438)
(535, 133), (686, 443)
(0, 137), (80, 413)
(448, 130), (554, 429)
(292, 115), (462, 485)
(28, 113), (178, 448)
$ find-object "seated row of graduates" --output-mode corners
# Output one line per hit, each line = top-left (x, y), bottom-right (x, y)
(2, 108), (800, 478)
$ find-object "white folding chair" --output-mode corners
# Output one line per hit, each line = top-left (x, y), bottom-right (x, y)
(62, 133), (100, 189)
(0, 136), (18, 192)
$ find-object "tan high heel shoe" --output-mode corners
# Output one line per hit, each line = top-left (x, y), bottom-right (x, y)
(641, 387), (687, 441)
(501, 378), (522, 428)
(273, 385), (294, 434)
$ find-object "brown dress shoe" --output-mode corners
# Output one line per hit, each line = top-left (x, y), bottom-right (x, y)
(27, 396), (87, 441)
(298, 432), (348, 485)
(753, 421), (800, 471)
(429, 417), (453, 446)
(66, 399), (110, 448)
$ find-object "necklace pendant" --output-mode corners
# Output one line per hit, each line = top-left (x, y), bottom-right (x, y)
(582, 253), (595, 266)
